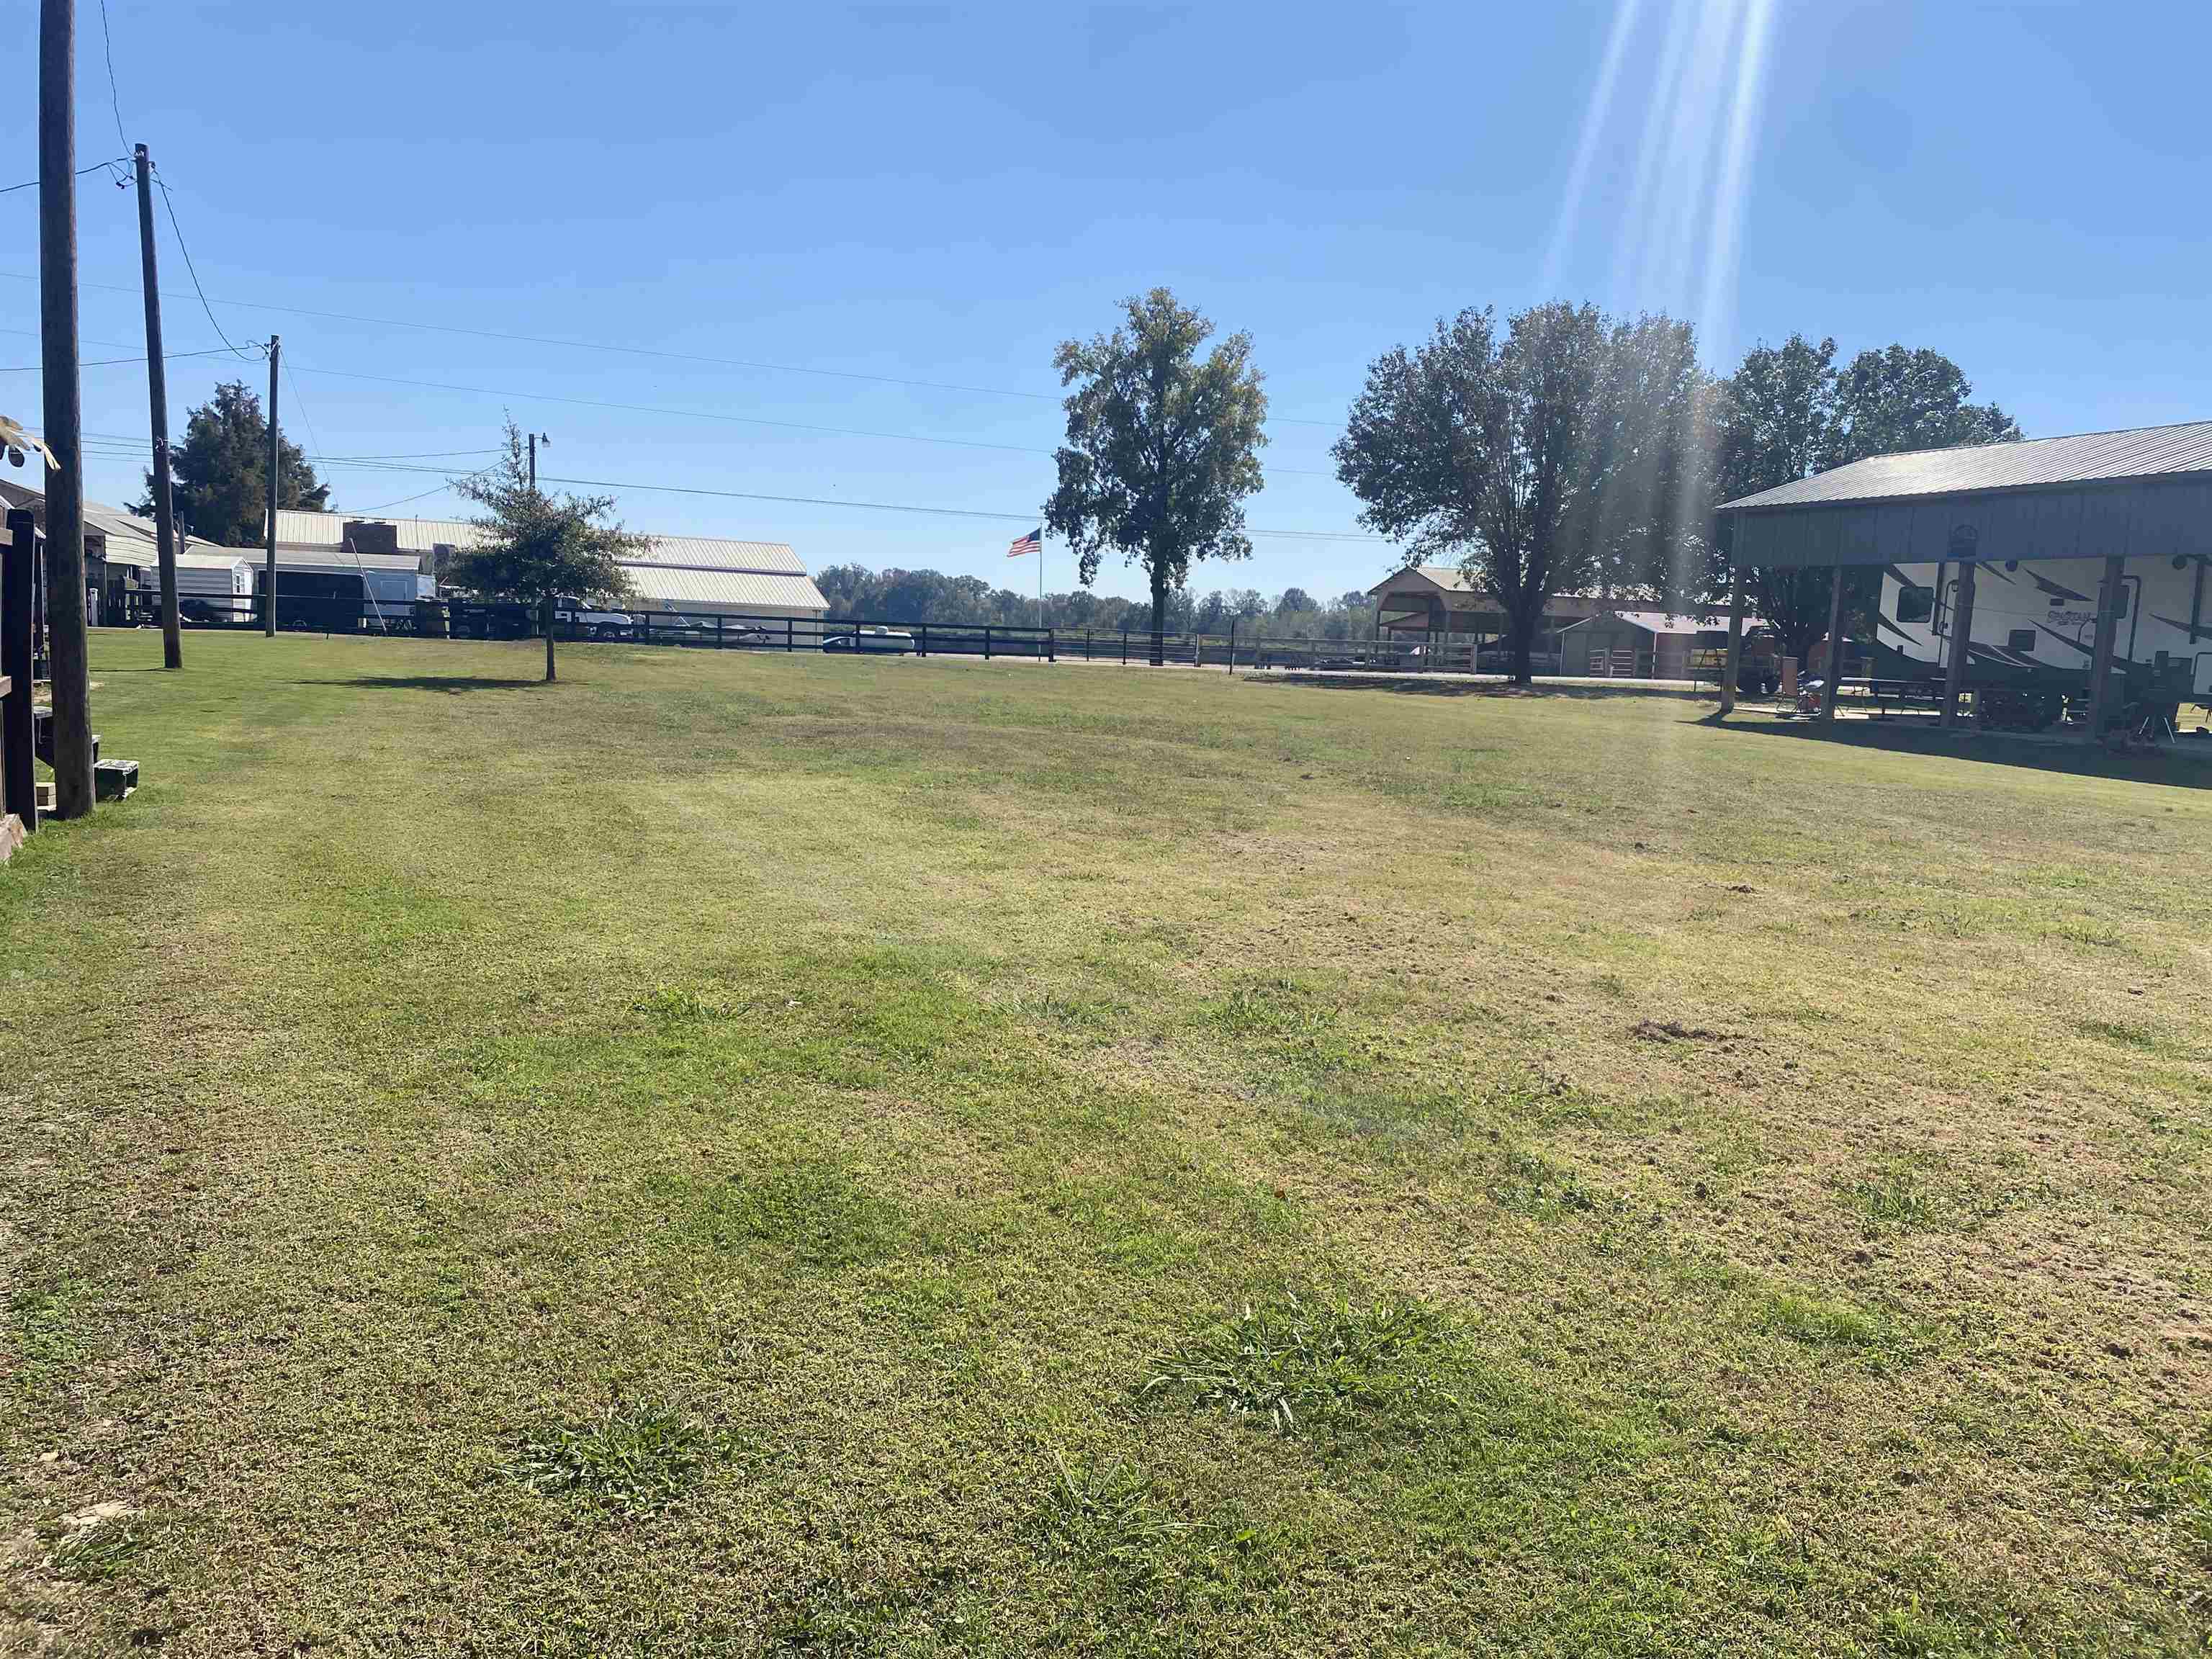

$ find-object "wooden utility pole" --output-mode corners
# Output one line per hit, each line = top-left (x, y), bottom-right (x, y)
(40, 0), (95, 818)
(263, 335), (279, 635)
(133, 145), (182, 670)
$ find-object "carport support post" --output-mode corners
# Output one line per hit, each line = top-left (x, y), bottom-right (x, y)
(1818, 565), (1845, 722)
(1941, 558), (1977, 730)
(2083, 554), (2126, 740)
(4, 511), (37, 834)
(1719, 565), (1744, 715)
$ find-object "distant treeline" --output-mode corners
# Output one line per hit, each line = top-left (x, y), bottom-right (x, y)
(814, 564), (1382, 639)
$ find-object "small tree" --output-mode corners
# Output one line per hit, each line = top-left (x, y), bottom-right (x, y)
(142, 380), (329, 547)
(447, 423), (644, 683)
(1334, 302), (1698, 684)
(1046, 289), (1269, 665)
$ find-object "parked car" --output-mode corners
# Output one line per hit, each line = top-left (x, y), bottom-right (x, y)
(822, 625), (916, 654)
(1474, 644), (1563, 675)
(554, 599), (634, 639)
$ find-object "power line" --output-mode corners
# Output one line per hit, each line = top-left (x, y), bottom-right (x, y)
(0, 343), (264, 372)
(0, 319), (1341, 477)
(148, 173), (258, 361)
(442, 467), (1385, 541)
(0, 267), (1346, 428)
(0, 157), (132, 197)
(45, 433), (1382, 541)
(276, 360), (1349, 477)
(97, 1), (129, 153)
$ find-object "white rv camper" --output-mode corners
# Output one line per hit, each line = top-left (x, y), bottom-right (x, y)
(1720, 421), (2212, 737)
(1876, 554), (2211, 724)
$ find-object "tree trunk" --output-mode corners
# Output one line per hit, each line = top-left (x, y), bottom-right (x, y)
(1504, 601), (1539, 685)
(541, 594), (557, 683)
(1149, 561), (1166, 667)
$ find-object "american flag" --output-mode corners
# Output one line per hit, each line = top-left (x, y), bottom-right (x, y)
(1006, 528), (1041, 558)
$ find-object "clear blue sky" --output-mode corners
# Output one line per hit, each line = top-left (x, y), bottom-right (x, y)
(5, 1), (2209, 604)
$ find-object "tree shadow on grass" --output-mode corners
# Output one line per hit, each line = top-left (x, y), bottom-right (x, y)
(305, 675), (543, 695)
(1723, 714), (2212, 789)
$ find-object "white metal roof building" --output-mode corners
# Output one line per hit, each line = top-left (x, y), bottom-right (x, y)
(271, 512), (828, 618)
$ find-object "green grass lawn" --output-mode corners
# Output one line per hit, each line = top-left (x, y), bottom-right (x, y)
(4, 630), (2209, 1656)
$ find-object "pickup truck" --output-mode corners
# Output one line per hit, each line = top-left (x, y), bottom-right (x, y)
(554, 601), (634, 640)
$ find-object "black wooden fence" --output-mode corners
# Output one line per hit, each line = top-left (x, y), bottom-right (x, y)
(118, 593), (1491, 672)
(114, 591), (1764, 685)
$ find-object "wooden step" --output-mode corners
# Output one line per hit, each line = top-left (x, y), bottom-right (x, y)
(94, 758), (138, 803)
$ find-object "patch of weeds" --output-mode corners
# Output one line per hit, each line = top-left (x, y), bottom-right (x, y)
(1141, 1292), (1459, 1437)
(1035, 1451), (1188, 1575)
(2096, 1433), (2212, 1564)
(633, 984), (724, 1027)
(1490, 1148), (1599, 1219)
(1841, 1164), (1943, 1233)
(51, 1516), (150, 1582)
(698, 1156), (906, 1270)
(2075, 1016), (2159, 1053)
(511, 1401), (736, 1517)
(763, 1578), (917, 1654)
(7, 1273), (86, 1368)
(1761, 1290), (1889, 1353)
(1871, 1594), (2012, 1658)
(1207, 976), (1326, 1038)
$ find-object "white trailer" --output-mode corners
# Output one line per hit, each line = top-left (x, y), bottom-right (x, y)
(1876, 554), (2212, 715)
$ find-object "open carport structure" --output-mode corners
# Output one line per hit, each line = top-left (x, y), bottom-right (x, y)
(1712, 421), (2212, 739)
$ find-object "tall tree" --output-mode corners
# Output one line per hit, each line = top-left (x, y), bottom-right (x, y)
(1712, 335), (1841, 664)
(1045, 289), (1269, 666)
(1334, 302), (1699, 683)
(140, 380), (328, 548)
(446, 423), (644, 683)
(1831, 345), (2020, 460)
(1714, 337), (2021, 662)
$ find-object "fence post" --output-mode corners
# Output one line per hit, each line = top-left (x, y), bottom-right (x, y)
(786, 617), (793, 652)
(1228, 620), (1236, 675)
(919, 621), (929, 657)
(985, 625), (992, 661)
(1121, 629), (1128, 665)
(1048, 627), (1055, 664)
(716, 614), (724, 649)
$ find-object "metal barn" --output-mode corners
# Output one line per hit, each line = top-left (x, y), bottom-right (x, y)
(1713, 421), (2212, 738)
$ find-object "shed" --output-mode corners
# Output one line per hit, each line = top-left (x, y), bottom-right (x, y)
(1366, 564), (1604, 657)
(1560, 610), (1759, 679)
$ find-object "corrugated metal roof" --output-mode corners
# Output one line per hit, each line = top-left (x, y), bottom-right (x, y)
(631, 537), (805, 574)
(275, 511), (479, 552)
(276, 513), (807, 575)
(0, 480), (261, 560)
(1370, 563), (1479, 595)
(1719, 420), (2212, 512)
(620, 564), (827, 611)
